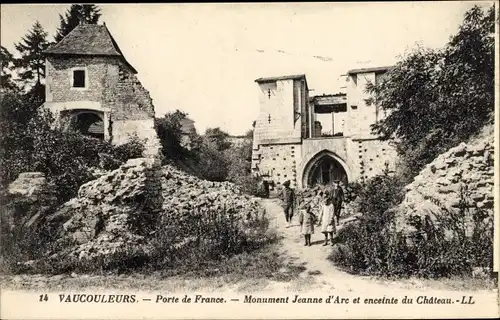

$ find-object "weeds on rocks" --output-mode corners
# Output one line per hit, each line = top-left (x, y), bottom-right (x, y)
(330, 171), (494, 279)
(148, 205), (276, 271)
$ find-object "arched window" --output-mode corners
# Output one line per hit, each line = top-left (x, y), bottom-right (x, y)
(65, 111), (105, 140)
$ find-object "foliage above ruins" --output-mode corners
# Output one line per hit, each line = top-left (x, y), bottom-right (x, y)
(54, 4), (101, 43)
(13, 21), (50, 90)
(367, 5), (495, 177)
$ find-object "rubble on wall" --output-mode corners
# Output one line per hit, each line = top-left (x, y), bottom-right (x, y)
(43, 158), (163, 263)
(160, 164), (266, 228)
(110, 66), (155, 119)
(106, 64), (162, 157)
(26, 158), (265, 269)
(8, 172), (49, 200)
(296, 184), (358, 219)
(5, 172), (58, 232)
(395, 127), (494, 237)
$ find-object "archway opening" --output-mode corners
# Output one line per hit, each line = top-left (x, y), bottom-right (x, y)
(67, 111), (105, 140)
(306, 154), (348, 187)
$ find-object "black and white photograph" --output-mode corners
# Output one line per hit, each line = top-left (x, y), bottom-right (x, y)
(0, 2), (498, 319)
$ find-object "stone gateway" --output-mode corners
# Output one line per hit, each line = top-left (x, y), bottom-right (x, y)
(251, 69), (397, 190)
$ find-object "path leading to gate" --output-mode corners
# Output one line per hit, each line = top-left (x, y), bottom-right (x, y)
(251, 198), (498, 296)
(256, 198), (395, 293)
(0, 198), (496, 303)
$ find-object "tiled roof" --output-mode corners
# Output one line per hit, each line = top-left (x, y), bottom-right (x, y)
(44, 23), (137, 73)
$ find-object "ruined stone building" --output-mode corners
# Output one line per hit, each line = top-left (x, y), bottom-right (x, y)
(251, 67), (398, 189)
(42, 23), (161, 156)
(179, 117), (196, 150)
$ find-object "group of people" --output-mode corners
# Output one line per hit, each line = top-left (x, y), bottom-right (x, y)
(280, 180), (344, 247)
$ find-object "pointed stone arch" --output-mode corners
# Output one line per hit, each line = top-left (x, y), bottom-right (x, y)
(301, 149), (351, 188)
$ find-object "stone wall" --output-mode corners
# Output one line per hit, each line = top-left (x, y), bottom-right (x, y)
(111, 119), (162, 157)
(351, 138), (397, 181)
(46, 55), (161, 157)
(253, 143), (301, 189)
(103, 64), (155, 121)
(346, 72), (377, 137)
(251, 72), (397, 188)
(46, 56), (109, 103)
(160, 164), (267, 250)
(7, 172), (49, 200)
(253, 135), (398, 190)
(254, 80), (302, 144)
(5, 172), (57, 232)
(395, 129), (494, 237)
(44, 158), (163, 263)
(296, 137), (397, 188)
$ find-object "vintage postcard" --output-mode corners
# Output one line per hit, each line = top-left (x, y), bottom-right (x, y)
(0, 2), (499, 319)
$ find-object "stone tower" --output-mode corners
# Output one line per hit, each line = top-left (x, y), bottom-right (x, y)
(251, 69), (398, 190)
(43, 23), (161, 156)
(251, 75), (309, 189)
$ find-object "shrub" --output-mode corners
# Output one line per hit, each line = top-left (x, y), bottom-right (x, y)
(0, 92), (148, 274)
(147, 205), (275, 270)
(331, 172), (494, 278)
(154, 110), (188, 160)
(193, 143), (229, 182)
(231, 175), (261, 197)
(1, 102), (147, 203)
(344, 181), (363, 204)
(400, 186), (494, 278)
(0, 184), (60, 274)
(330, 170), (406, 275)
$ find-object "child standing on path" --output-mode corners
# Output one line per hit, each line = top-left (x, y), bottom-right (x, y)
(298, 203), (316, 246)
(317, 194), (336, 246)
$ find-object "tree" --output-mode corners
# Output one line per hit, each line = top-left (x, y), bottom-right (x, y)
(366, 5), (495, 176)
(244, 128), (254, 140)
(155, 110), (188, 160)
(54, 4), (101, 42)
(1, 46), (17, 92)
(203, 127), (231, 152)
(14, 21), (50, 90)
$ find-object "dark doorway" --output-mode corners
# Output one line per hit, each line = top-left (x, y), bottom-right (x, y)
(307, 155), (348, 186)
(69, 112), (105, 140)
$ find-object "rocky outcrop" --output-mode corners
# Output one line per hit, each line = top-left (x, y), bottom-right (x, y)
(296, 184), (358, 218)
(395, 128), (494, 237)
(160, 164), (265, 227)
(8, 172), (49, 200)
(4, 172), (57, 232)
(32, 158), (266, 268)
(155, 165), (267, 256)
(45, 158), (163, 262)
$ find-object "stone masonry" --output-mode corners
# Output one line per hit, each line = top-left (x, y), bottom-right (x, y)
(43, 158), (163, 263)
(43, 23), (161, 157)
(395, 126), (494, 238)
(252, 69), (396, 190)
(5, 172), (57, 232)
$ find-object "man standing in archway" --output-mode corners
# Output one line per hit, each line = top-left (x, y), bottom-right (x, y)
(281, 180), (296, 227)
(330, 180), (344, 226)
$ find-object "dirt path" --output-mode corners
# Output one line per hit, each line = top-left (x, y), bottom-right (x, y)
(2, 199), (497, 320)
(0, 198), (497, 299)
(248, 199), (497, 295)
(253, 198), (401, 293)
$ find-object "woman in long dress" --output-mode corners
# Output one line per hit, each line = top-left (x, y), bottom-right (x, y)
(317, 194), (336, 246)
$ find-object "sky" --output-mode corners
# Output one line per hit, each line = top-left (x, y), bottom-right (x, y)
(1, 2), (493, 135)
